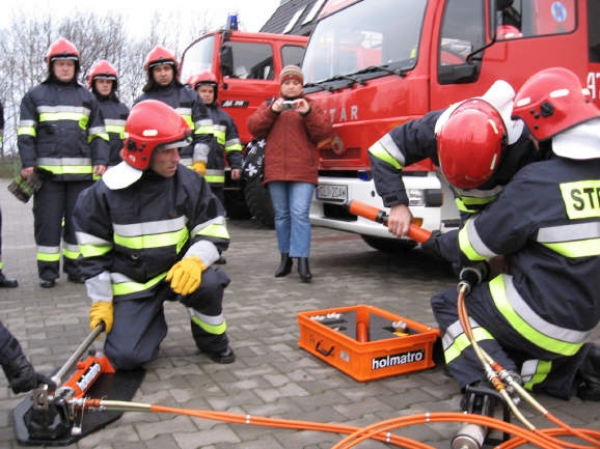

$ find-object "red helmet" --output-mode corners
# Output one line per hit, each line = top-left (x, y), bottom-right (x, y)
(192, 71), (218, 101)
(513, 67), (600, 141)
(144, 46), (178, 73)
(437, 99), (506, 189)
(87, 60), (118, 89)
(120, 100), (191, 171)
(45, 37), (80, 71)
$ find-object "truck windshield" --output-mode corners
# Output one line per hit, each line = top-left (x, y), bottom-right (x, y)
(302, 0), (427, 83)
(180, 35), (215, 83)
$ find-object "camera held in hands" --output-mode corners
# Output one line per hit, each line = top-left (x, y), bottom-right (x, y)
(281, 100), (296, 110)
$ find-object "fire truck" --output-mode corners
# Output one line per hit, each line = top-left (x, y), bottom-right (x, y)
(301, 0), (600, 252)
(179, 16), (308, 221)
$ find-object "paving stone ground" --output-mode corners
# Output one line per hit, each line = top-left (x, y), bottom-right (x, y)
(1, 179), (598, 449)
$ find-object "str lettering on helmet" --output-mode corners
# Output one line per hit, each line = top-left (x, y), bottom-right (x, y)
(561, 181), (600, 219)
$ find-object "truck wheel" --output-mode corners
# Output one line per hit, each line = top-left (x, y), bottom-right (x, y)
(360, 235), (417, 253)
(244, 177), (275, 228)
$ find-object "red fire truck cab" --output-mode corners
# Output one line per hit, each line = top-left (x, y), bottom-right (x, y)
(303, 0), (600, 251)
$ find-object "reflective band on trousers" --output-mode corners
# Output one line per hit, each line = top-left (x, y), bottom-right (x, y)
(189, 309), (227, 335)
(521, 359), (552, 390)
(489, 274), (589, 356)
(442, 318), (494, 364)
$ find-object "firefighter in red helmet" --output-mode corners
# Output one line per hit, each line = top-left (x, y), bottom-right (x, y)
(134, 46), (218, 180)
(191, 71), (243, 216)
(88, 60), (130, 167)
(73, 100), (235, 370)
(17, 37), (109, 288)
(430, 66), (600, 415)
(368, 79), (540, 262)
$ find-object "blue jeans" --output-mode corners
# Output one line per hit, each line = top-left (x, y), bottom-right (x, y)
(268, 181), (315, 258)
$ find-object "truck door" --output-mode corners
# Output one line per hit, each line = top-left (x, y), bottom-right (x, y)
(219, 39), (305, 144)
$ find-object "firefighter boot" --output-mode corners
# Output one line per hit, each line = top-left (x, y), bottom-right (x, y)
(451, 385), (498, 449)
(298, 257), (312, 283)
(274, 253), (292, 277)
(0, 271), (18, 288)
(576, 344), (600, 401)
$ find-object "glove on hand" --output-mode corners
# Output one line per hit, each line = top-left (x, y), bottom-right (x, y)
(192, 161), (207, 176)
(89, 301), (114, 333)
(166, 256), (205, 295)
(2, 353), (55, 394)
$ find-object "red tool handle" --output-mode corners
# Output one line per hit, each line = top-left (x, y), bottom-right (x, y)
(347, 200), (432, 243)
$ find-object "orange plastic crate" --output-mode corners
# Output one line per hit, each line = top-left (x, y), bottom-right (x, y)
(297, 305), (441, 382)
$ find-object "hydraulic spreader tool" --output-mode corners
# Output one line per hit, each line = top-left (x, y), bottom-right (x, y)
(13, 323), (145, 446)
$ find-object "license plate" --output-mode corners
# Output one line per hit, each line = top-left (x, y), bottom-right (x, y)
(316, 184), (348, 202)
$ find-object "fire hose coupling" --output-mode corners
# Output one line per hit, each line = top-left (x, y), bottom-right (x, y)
(457, 262), (490, 294)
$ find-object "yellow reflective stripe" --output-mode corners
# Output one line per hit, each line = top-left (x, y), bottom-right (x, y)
(62, 247), (81, 261)
(181, 115), (194, 129)
(489, 276), (583, 356)
(368, 140), (403, 170)
(79, 243), (112, 258)
(18, 126), (36, 137)
(560, 180), (600, 219)
(37, 252), (60, 262)
(444, 327), (494, 364)
(225, 143), (243, 153)
(455, 196), (495, 213)
(214, 129), (226, 145)
(458, 226), (486, 261)
(39, 165), (93, 175)
(195, 125), (214, 135)
(205, 175), (225, 183)
(88, 132), (110, 143)
(112, 272), (167, 296)
(114, 227), (189, 250)
(105, 124), (125, 134)
(522, 360), (552, 390)
(190, 315), (227, 335)
(197, 223), (230, 240)
(39, 111), (89, 130)
(542, 238), (600, 258)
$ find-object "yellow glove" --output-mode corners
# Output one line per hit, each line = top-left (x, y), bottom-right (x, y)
(192, 161), (207, 176)
(89, 301), (114, 334)
(166, 256), (206, 295)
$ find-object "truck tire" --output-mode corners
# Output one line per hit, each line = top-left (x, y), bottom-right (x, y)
(244, 177), (275, 228)
(360, 235), (417, 253)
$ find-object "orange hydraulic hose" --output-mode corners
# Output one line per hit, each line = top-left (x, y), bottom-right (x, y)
(76, 399), (600, 449)
(346, 200), (431, 243)
(456, 287), (600, 449)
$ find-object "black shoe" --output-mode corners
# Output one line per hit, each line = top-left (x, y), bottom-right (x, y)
(205, 346), (236, 364)
(576, 344), (600, 401)
(40, 279), (56, 288)
(298, 257), (312, 283)
(0, 272), (18, 288)
(67, 274), (86, 284)
(274, 253), (292, 277)
(214, 256), (227, 265)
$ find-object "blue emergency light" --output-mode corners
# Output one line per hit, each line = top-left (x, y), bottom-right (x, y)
(226, 13), (239, 31)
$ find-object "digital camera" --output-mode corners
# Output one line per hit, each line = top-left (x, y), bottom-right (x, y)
(281, 100), (296, 110)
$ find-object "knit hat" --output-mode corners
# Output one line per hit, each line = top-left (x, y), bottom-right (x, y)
(280, 65), (304, 84)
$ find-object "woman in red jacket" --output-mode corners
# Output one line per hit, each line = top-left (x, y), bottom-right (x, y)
(247, 65), (332, 282)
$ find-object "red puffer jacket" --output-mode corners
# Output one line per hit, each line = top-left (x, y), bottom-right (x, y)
(247, 96), (332, 185)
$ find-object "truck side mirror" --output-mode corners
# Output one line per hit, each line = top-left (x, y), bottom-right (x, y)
(220, 45), (234, 78)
